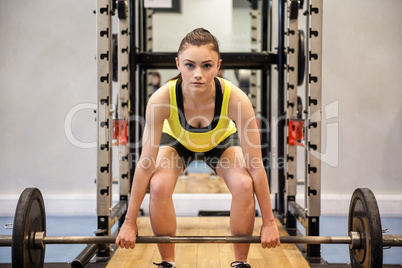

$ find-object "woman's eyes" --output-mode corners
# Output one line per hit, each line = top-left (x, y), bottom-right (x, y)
(185, 63), (212, 69)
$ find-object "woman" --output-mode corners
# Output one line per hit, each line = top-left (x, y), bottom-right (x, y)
(116, 28), (280, 268)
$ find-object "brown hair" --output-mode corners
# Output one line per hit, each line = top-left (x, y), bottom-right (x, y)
(170, 28), (220, 82)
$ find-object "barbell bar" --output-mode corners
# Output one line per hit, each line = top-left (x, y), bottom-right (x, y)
(2, 187), (402, 268)
(1, 231), (401, 248)
(0, 232), (362, 247)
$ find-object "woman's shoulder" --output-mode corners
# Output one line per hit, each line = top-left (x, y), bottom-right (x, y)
(217, 77), (245, 97)
(225, 80), (254, 120)
(223, 79), (248, 102)
(148, 82), (171, 105)
(145, 82), (171, 120)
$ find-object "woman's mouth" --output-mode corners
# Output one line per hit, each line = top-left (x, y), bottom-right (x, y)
(192, 82), (203, 85)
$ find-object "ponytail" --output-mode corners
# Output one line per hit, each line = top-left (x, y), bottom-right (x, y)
(169, 73), (182, 82)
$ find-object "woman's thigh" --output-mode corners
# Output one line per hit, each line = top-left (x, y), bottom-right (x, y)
(215, 146), (254, 194)
(149, 146), (185, 196)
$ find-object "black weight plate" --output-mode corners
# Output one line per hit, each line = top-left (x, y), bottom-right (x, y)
(117, 0), (127, 20)
(112, 34), (118, 82)
(299, 0), (304, 9)
(348, 188), (382, 268)
(298, 30), (305, 86)
(289, 0), (299, 20)
(12, 188), (46, 268)
(297, 96), (303, 119)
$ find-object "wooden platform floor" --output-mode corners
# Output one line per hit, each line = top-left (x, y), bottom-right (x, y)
(174, 173), (230, 193)
(107, 217), (310, 268)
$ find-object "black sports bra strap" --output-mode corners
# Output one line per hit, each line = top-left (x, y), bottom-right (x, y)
(176, 77), (223, 132)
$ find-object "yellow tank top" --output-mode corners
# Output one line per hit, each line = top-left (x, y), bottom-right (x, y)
(162, 77), (237, 153)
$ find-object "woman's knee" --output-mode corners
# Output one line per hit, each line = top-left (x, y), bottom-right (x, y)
(229, 172), (254, 198)
(149, 171), (176, 200)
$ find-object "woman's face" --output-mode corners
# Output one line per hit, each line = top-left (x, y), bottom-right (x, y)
(176, 44), (221, 91)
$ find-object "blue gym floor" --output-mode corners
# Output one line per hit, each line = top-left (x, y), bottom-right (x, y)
(0, 215), (401, 265)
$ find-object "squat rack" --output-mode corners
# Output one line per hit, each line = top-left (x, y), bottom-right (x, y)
(92, 0), (324, 264)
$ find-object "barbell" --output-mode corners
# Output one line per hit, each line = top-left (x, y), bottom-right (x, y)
(1, 188), (401, 268)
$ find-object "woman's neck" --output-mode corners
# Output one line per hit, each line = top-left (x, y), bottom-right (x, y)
(181, 80), (215, 107)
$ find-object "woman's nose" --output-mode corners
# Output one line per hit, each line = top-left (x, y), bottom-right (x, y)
(194, 67), (202, 79)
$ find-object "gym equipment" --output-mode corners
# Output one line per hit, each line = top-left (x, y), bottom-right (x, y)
(348, 188), (383, 267)
(11, 188), (46, 268)
(289, 0), (299, 19)
(135, 52), (277, 69)
(1, 188), (401, 268)
(297, 95), (303, 119)
(117, 0), (128, 19)
(288, 119), (305, 147)
(298, 30), (305, 86)
(112, 34), (118, 82)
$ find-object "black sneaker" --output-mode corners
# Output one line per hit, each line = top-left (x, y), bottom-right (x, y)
(231, 261), (251, 268)
(153, 261), (174, 268)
